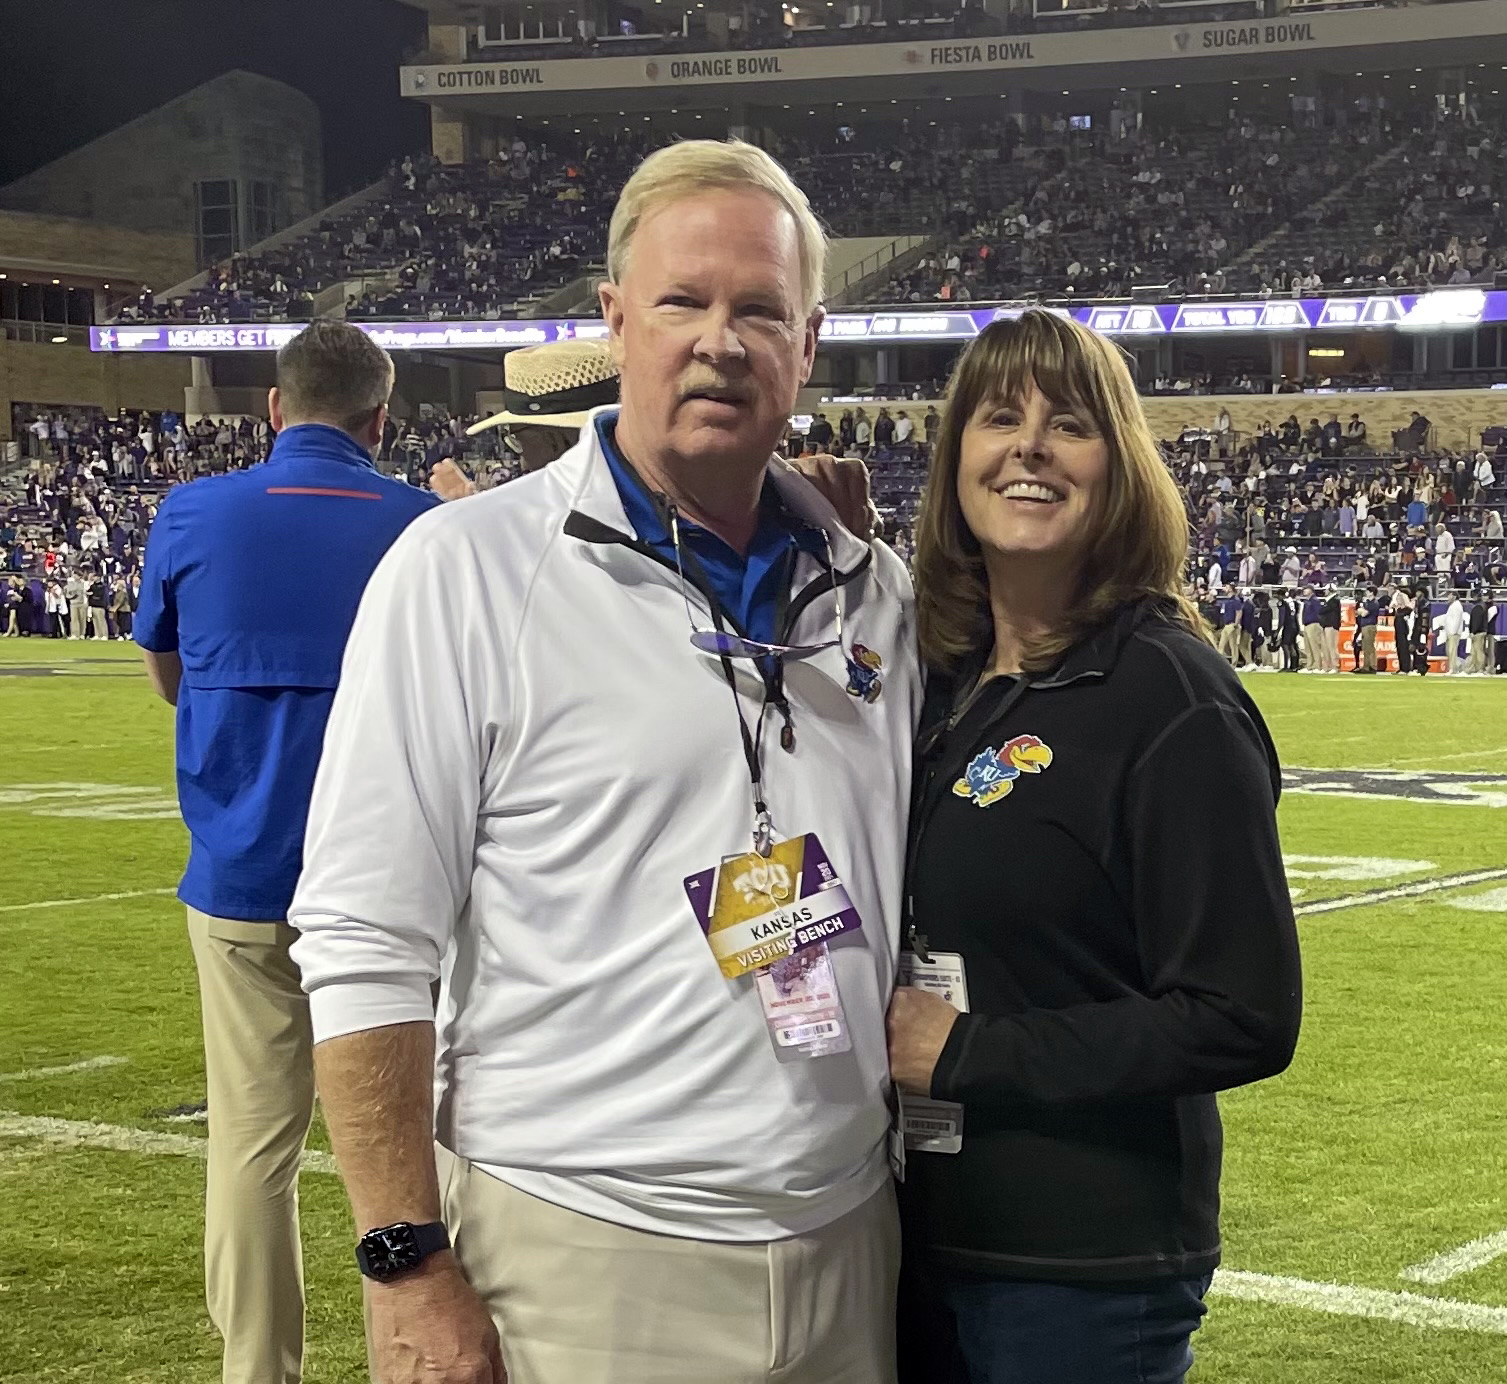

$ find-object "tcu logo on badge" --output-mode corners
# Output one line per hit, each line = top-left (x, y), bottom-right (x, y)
(732, 860), (793, 904)
(953, 734), (1054, 807)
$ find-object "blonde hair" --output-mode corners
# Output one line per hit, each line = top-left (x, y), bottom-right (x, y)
(607, 139), (827, 317)
(914, 310), (1202, 674)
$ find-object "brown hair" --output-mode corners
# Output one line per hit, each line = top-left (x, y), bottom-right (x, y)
(276, 319), (395, 436)
(913, 310), (1201, 673)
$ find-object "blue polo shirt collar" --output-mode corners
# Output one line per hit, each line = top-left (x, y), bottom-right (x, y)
(267, 423), (377, 471)
(594, 414), (827, 643)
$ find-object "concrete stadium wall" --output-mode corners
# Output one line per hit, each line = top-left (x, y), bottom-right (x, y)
(0, 211), (196, 293)
(0, 341), (191, 441)
(0, 72), (323, 249)
(1138, 390), (1506, 455)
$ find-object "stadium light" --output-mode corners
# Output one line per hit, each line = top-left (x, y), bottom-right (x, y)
(51, 335), (68, 344)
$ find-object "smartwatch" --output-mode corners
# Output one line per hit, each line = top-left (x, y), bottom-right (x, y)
(354, 1221), (451, 1283)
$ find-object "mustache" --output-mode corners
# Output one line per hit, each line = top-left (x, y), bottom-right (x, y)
(678, 371), (751, 403)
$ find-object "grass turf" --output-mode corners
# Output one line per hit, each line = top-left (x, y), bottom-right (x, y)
(0, 640), (1504, 1381)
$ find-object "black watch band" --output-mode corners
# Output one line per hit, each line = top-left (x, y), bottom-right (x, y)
(354, 1220), (450, 1283)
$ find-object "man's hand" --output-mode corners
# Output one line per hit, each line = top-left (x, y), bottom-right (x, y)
(791, 453), (878, 541)
(886, 986), (962, 1097)
(430, 459), (477, 502)
(367, 1252), (506, 1384)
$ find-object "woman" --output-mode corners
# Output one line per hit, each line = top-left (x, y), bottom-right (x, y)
(889, 312), (1302, 1384)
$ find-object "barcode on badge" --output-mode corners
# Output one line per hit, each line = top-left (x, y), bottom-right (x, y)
(907, 1118), (955, 1134)
(778, 1020), (841, 1045)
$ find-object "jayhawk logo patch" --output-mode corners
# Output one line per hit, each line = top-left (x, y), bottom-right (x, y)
(845, 644), (884, 702)
(952, 734), (1054, 807)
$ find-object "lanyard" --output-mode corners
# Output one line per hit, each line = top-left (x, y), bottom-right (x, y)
(668, 504), (801, 858)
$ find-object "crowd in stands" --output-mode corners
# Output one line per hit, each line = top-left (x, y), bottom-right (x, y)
(0, 405), (518, 638)
(8, 395), (1505, 648)
(876, 104), (1507, 305)
(114, 95), (1507, 330)
(1171, 411), (1506, 671)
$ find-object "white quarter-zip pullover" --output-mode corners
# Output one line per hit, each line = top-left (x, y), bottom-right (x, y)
(291, 412), (921, 1241)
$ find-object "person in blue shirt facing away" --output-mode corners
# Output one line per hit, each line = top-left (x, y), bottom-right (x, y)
(134, 319), (440, 1384)
(1300, 586), (1324, 672)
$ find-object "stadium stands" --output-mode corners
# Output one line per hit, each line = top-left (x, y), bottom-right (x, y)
(115, 96), (1507, 329)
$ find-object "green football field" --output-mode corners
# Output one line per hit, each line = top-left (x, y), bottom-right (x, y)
(0, 640), (1504, 1383)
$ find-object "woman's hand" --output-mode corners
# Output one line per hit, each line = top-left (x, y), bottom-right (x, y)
(886, 986), (963, 1097)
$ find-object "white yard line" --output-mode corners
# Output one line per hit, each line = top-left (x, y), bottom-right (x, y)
(0, 1112), (338, 1175)
(0, 1055), (128, 1083)
(1295, 868), (1507, 917)
(1212, 1270), (1507, 1335)
(1389, 747), (1507, 768)
(1401, 1230), (1507, 1285)
(2, 1110), (1503, 1333)
(0, 886), (177, 914)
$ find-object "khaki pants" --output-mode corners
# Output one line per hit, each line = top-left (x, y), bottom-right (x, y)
(1469, 632), (1493, 674)
(1323, 627), (1340, 671)
(187, 909), (315, 1384)
(68, 598), (87, 635)
(432, 1150), (899, 1384)
(1217, 625), (1240, 664)
(1360, 625), (1377, 672)
(89, 606), (109, 639)
(1302, 623), (1324, 670)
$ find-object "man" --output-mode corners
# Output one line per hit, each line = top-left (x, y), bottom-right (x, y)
(809, 411), (835, 452)
(1215, 585), (1240, 665)
(1354, 587), (1381, 673)
(923, 404), (940, 450)
(134, 320), (441, 1384)
(1344, 413), (1367, 451)
(465, 338), (621, 475)
(1474, 447), (1497, 499)
(1434, 522), (1456, 593)
(87, 567), (110, 639)
(1436, 592), (1468, 674)
(1320, 587), (1342, 673)
(64, 567), (88, 639)
(1300, 586), (1324, 672)
(290, 141), (919, 1384)
(893, 409), (914, 453)
(1468, 593), (1494, 674)
(1321, 414), (1343, 455)
(1280, 547), (1301, 587)
(1277, 587), (1300, 671)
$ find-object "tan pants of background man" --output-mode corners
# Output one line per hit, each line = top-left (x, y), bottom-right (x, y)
(424, 1148), (900, 1384)
(1360, 625), (1378, 672)
(187, 909), (314, 1384)
(1469, 632), (1494, 674)
(68, 598), (87, 636)
(1217, 625), (1240, 664)
(1303, 623), (1324, 671)
(1323, 627), (1340, 672)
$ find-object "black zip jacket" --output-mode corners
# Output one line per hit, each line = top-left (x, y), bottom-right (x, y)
(901, 599), (1302, 1284)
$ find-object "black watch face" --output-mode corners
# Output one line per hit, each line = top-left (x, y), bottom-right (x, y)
(362, 1224), (421, 1282)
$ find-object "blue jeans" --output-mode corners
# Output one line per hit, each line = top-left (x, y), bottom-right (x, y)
(900, 1269), (1214, 1384)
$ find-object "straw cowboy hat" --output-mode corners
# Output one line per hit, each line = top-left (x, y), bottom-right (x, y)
(467, 338), (619, 434)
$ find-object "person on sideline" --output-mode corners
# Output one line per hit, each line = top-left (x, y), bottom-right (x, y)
(887, 311), (1302, 1384)
(289, 140), (921, 1384)
(134, 320), (441, 1384)
(1391, 585), (1415, 676)
(1354, 586), (1381, 674)
(1300, 585), (1324, 672)
(1320, 586), (1342, 672)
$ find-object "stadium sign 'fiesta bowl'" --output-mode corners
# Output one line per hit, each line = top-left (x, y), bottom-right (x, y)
(90, 290), (1503, 354)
